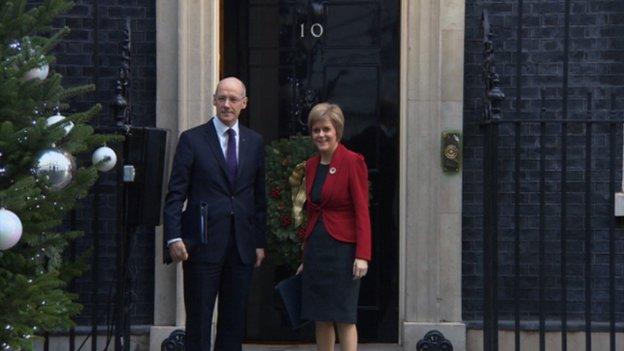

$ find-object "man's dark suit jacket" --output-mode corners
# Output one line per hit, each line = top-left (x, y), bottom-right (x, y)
(163, 118), (267, 264)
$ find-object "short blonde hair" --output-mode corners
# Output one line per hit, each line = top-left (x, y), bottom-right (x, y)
(307, 103), (345, 140)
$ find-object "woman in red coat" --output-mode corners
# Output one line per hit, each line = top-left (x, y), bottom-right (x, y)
(297, 102), (372, 351)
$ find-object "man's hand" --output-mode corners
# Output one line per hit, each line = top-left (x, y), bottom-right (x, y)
(255, 248), (266, 267)
(169, 241), (189, 263)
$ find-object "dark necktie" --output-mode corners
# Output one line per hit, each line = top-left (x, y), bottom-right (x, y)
(226, 128), (238, 185)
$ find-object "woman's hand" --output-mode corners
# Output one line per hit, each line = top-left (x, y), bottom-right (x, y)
(296, 263), (304, 275)
(353, 258), (368, 279)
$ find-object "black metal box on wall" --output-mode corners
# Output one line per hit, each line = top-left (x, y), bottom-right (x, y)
(124, 127), (168, 227)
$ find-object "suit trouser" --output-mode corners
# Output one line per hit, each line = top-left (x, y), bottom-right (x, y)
(183, 224), (253, 351)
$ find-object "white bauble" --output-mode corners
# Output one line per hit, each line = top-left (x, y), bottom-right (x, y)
(33, 148), (75, 191)
(46, 113), (74, 136)
(22, 63), (49, 81)
(0, 208), (23, 250)
(92, 146), (117, 172)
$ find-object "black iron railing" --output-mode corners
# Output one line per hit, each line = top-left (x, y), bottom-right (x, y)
(480, 7), (623, 351)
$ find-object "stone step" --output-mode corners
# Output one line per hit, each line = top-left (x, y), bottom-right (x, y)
(243, 344), (402, 351)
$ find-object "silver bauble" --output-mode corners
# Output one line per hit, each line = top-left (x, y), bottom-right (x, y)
(33, 148), (75, 191)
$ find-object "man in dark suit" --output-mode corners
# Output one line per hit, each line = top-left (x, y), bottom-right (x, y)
(163, 77), (267, 350)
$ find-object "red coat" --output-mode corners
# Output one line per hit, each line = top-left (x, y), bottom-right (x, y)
(302, 144), (372, 261)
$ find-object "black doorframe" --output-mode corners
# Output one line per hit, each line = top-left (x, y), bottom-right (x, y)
(222, 0), (401, 343)
(221, 0), (250, 125)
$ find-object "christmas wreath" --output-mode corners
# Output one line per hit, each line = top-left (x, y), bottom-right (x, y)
(265, 135), (316, 269)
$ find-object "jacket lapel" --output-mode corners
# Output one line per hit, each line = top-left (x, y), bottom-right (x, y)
(236, 126), (251, 190)
(306, 155), (320, 197)
(320, 143), (346, 206)
(306, 144), (346, 205)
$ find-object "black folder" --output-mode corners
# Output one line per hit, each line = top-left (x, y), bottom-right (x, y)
(275, 274), (309, 330)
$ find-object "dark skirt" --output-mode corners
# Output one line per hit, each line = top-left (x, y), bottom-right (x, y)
(301, 220), (361, 323)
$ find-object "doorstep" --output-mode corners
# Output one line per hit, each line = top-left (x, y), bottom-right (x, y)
(243, 344), (402, 351)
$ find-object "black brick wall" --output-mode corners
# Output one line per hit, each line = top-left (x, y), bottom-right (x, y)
(463, 0), (624, 325)
(47, 0), (156, 326)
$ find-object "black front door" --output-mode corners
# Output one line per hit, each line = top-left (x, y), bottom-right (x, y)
(223, 0), (400, 343)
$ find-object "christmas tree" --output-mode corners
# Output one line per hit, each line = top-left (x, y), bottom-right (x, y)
(0, 1), (118, 349)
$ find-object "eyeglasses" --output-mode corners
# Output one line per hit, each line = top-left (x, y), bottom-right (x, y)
(214, 95), (246, 104)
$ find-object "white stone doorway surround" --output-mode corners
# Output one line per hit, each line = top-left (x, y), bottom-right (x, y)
(150, 1), (466, 350)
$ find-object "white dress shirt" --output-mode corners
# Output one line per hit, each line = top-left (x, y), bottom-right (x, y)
(212, 116), (239, 160)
